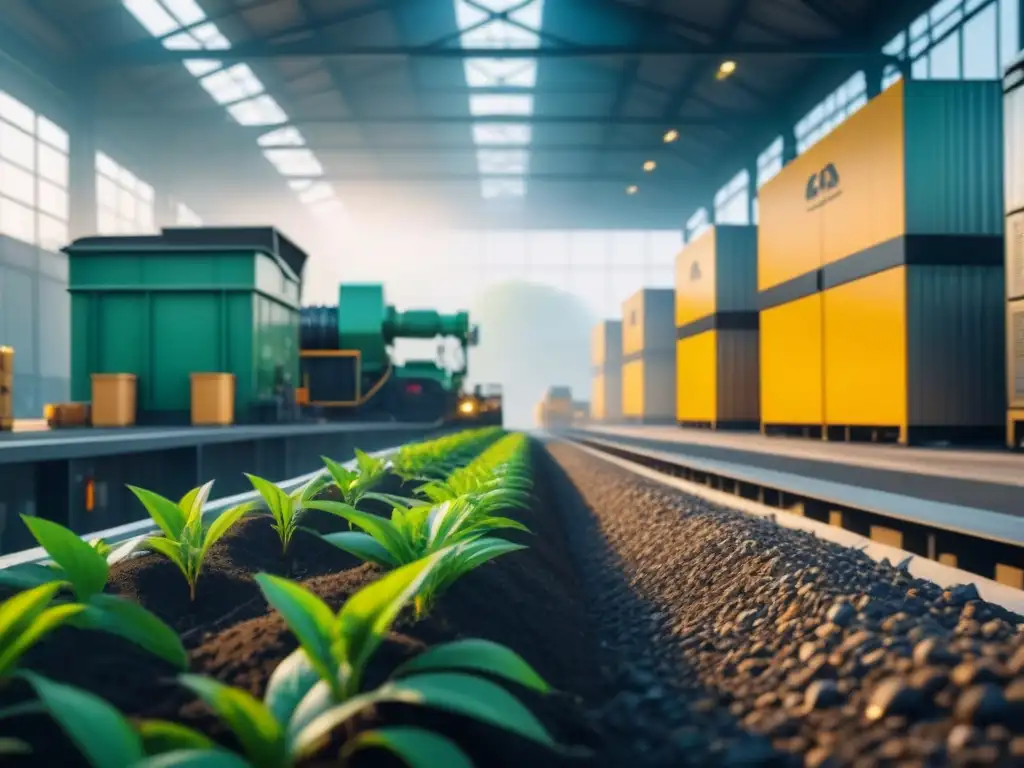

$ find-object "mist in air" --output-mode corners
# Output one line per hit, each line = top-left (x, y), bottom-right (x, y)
(468, 280), (595, 428)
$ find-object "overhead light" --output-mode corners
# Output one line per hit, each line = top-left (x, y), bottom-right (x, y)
(717, 60), (737, 80)
(626, 185), (638, 195)
(663, 129), (679, 143)
(643, 160), (656, 172)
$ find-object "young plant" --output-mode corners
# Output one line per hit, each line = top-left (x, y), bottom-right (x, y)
(129, 481), (252, 602)
(0, 516), (188, 668)
(307, 495), (528, 617)
(0, 582), (85, 679)
(244, 472), (333, 555)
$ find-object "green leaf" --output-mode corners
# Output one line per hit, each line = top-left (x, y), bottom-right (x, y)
(245, 474), (293, 527)
(199, 502), (251, 562)
(143, 537), (187, 571)
(0, 563), (62, 591)
(384, 672), (555, 747)
(341, 727), (474, 768)
(334, 552), (445, 690)
(21, 671), (145, 768)
(137, 720), (217, 755)
(105, 537), (148, 566)
(253, 574), (338, 686)
(21, 515), (109, 601)
(0, 583), (84, 677)
(179, 481), (216, 527)
(132, 750), (254, 768)
(177, 674), (285, 768)
(392, 639), (549, 693)
(0, 738), (30, 755)
(263, 647), (321, 726)
(76, 594), (188, 669)
(304, 501), (411, 562)
(129, 486), (188, 540)
(320, 456), (357, 488)
(318, 532), (399, 568)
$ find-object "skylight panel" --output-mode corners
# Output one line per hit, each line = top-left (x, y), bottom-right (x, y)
(288, 179), (314, 191)
(472, 124), (532, 144)
(480, 178), (526, 198)
(477, 149), (528, 173)
(299, 183), (335, 204)
(464, 60), (537, 87)
(123, 0), (180, 37)
(200, 64), (264, 104)
(461, 20), (538, 48)
(163, 0), (205, 26)
(469, 94), (533, 115)
(190, 22), (231, 49)
(228, 95), (288, 126)
(259, 127), (306, 147)
(263, 149), (324, 177)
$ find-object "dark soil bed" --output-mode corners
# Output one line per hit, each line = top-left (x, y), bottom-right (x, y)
(1, 444), (607, 768)
(541, 441), (1024, 768)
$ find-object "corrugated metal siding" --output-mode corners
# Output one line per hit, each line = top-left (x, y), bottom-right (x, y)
(714, 226), (759, 313)
(0, 237), (70, 417)
(641, 352), (676, 421)
(904, 80), (1004, 236)
(906, 264), (1005, 426)
(641, 289), (676, 353)
(1010, 301), (1024, 407)
(1004, 69), (1024, 215)
(716, 330), (760, 422)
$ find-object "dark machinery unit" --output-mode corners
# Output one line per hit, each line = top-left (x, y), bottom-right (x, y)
(299, 284), (493, 424)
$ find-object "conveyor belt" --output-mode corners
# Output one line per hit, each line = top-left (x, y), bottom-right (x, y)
(573, 425), (1024, 518)
(0, 420), (442, 464)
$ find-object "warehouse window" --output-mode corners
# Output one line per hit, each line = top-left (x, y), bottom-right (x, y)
(175, 202), (202, 226)
(881, 0), (1018, 87)
(456, 0), (546, 198)
(756, 137), (784, 188)
(714, 170), (750, 226)
(0, 92), (70, 251)
(95, 153), (155, 235)
(795, 71), (867, 154)
(685, 208), (710, 243)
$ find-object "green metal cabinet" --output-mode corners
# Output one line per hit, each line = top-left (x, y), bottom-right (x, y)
(63, 227), (307, 424)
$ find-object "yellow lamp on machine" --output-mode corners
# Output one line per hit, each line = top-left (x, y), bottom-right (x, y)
(458, 398), (477, 415)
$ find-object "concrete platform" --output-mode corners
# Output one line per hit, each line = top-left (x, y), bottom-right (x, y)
(572, 425), (1024, 518)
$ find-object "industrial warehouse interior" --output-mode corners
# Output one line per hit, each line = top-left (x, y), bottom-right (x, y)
(1, 1), (1024, 767)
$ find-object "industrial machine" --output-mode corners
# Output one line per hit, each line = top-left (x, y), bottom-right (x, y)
(299, 284), (497, 424)
(454, 384), (504, 426)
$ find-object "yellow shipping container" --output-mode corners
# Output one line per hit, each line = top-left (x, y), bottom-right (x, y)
(674, 226), (759, 428)
(591, 320), (622, 422)
(621, 289), (676, 423)
(758, 79), (1005, 443)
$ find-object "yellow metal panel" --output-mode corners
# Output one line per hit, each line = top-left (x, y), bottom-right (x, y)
(757, 152), (825, 292)
(675, 228), (717, 327)
(823, 267), (907, 427)
(676, 331), (717, 422)
(760, 295), (823, 425)
(592, 372), (606, 419)
(591, 323), (606, 367)
(622, 292), (645, 357)
(821, 82), (906, 265)
(623, 359), (644, 417)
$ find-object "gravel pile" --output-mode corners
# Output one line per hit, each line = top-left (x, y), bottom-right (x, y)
(542, 442), (1024, 768)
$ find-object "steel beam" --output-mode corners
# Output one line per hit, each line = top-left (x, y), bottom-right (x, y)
(318, 173), (684, 183)
(101, 112), (752, 126)
(96, 41), (893, 66)
(260, 142), (700, 152)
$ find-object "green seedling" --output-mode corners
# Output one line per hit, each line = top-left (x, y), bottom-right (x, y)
(129, 481), (251, 602)
(0, 517), (187, 668)
(0, 582), (85, 679)
(244, 472), (337, 555)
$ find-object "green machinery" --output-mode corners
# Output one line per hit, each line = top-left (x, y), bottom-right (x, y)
(299, 284), (481, 421)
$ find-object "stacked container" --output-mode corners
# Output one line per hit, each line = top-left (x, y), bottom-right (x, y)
(758, 79), (1005, 445)
(0, 346), (12, 431)
(674, 226), (759, 429)
(1005, 55), (1024, 448)
(621, 288), (676, 424)
(591, 320), (623, 422)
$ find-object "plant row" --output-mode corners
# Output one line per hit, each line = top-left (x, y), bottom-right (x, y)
(0, 427), (564, 767)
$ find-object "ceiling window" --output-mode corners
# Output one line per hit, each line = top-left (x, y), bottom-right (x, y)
(96, 152), (155, 235)
(0, 91), (70, 251)
(120, 0), (342, 217)
(455, 0), (545, 199)
(714, 170), (750, 226)
(685, 208), (710, 243)
(795, 71), (867, 154)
